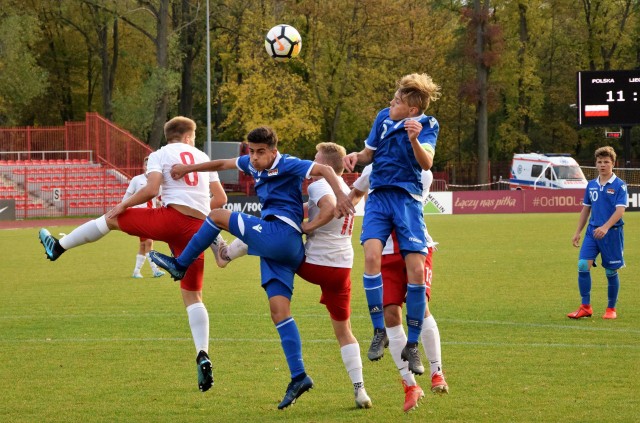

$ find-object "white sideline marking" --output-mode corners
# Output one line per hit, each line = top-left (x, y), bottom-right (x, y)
(0, 337), (638, 350)
(1, 313), (638, 334)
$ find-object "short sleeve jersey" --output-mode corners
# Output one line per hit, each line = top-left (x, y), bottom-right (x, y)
(365, 108), (439, 197)
(236, 152), (314, 229)
(354, 164), (435, 255)
(304, 177), (354, 268)
(583, 174), (628, 227)
(123, 174), (152, 208)
(146, 143), (219, 217)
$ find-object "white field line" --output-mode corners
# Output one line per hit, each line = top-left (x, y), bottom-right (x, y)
(0, 314), (638, 348)
(0, 337), (638, 350)
(1, 313), (638, 334)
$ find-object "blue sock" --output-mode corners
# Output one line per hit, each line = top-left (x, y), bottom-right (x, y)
(276, 317), (305, 379)
(177, 217), (220, 268)
(578, 271), (591, 305)
(406, 283), (427, 343)
(363, 273), (384, 330)
(606, 272), (620, 309)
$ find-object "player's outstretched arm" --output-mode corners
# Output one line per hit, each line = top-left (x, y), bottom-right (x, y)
(343, 148), (374, 172)
(107, 173), (162, 219)
(171, 158), (238, 180)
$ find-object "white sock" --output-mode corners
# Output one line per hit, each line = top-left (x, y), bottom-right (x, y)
(134, 254), (145, 273)
(227, 239), (249, 261)
(146, 253), (160, 272)
(186, 302), (209, 353)
(340, 343), (364, 385)
(59, 216), (110, 250)
(387, 324), (416, 386)
(421, 315), (443, 375)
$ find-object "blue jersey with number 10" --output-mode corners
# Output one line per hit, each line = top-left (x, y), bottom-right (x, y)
(583, 174), (628, 227)
(365, 108), (439, 197)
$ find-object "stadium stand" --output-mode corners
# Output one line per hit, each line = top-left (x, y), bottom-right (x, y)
(0, 113), (152, 219)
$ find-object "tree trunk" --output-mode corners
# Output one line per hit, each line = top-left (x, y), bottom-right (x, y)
(475, 0), (489, 186)
(148, 0), (170, 150)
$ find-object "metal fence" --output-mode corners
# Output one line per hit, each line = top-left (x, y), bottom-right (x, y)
(0, 113), (152, 219)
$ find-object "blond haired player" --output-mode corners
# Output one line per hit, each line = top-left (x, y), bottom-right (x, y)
(39, 116), (227, 393)
(343, 73), (442, 380)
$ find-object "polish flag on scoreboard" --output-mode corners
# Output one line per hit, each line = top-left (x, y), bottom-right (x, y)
(584, 105), (609, 117)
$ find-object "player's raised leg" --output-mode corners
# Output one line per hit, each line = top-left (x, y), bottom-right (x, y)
(39, 216), (112, 261)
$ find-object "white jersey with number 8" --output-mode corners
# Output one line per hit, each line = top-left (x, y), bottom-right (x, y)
(146, 143), (219, 217)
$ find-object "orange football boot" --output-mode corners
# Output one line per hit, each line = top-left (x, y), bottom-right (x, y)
(567, 304), (593, 319)
(431, 371), (449, 394)
(602, 308), (617, 319)
(402, 380), (425, 412)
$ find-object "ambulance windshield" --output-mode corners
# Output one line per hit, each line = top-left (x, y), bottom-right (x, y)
(554, 165), (585, 180)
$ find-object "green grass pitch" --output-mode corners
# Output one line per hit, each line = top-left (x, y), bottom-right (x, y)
(1, 213), (638, 422)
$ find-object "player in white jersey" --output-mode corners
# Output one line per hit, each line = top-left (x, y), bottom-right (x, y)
(124, 156), (166, 279)
(38, 116), (227, 393)
(208, 143), (373, 409)
(350, 164), (448, 412)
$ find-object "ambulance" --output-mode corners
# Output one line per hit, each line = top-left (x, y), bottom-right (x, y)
(508, 153), (588, 190)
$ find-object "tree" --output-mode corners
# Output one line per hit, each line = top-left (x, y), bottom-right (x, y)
(117, 0), (176, 149)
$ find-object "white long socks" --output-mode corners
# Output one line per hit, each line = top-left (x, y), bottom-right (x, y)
(186, 302), (209, 353)
(420, 315), (443, 375)
(227, 238), (249, 261)
(340, 343), (364, 385)
(145, 253), (161, 273)
(59, 216), (110, 250)
(387, 324), (416, 386)
(134, 254), (146, 273)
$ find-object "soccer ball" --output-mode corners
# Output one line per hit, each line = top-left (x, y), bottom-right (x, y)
(264, 24), (302, 61)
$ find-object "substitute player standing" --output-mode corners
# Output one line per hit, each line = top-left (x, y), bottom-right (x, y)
(568, 146), (628, 320)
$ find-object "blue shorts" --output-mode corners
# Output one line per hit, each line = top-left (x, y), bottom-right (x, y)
(579, 225), (625, 270)
(228, 212), (305, 298)
(361, 188), (427, 255)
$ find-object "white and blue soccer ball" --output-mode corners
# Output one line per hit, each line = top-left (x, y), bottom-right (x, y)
(264, 24), (302, 61)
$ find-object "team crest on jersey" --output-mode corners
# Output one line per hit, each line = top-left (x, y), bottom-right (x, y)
(607, 188), (615, 195)
(268, 169), (279, 176)
(429, 117), (437, 128)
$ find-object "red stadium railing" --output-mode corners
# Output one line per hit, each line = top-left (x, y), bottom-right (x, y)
(0, 113), (152, 219)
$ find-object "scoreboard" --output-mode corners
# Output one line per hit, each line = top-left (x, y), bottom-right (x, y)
(577, 70), (640, 127)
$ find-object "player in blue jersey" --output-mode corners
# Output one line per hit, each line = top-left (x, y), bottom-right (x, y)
(149, 126), (355, 409)
(343, 73), (441, 376)
(568, 146), (628, 320)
